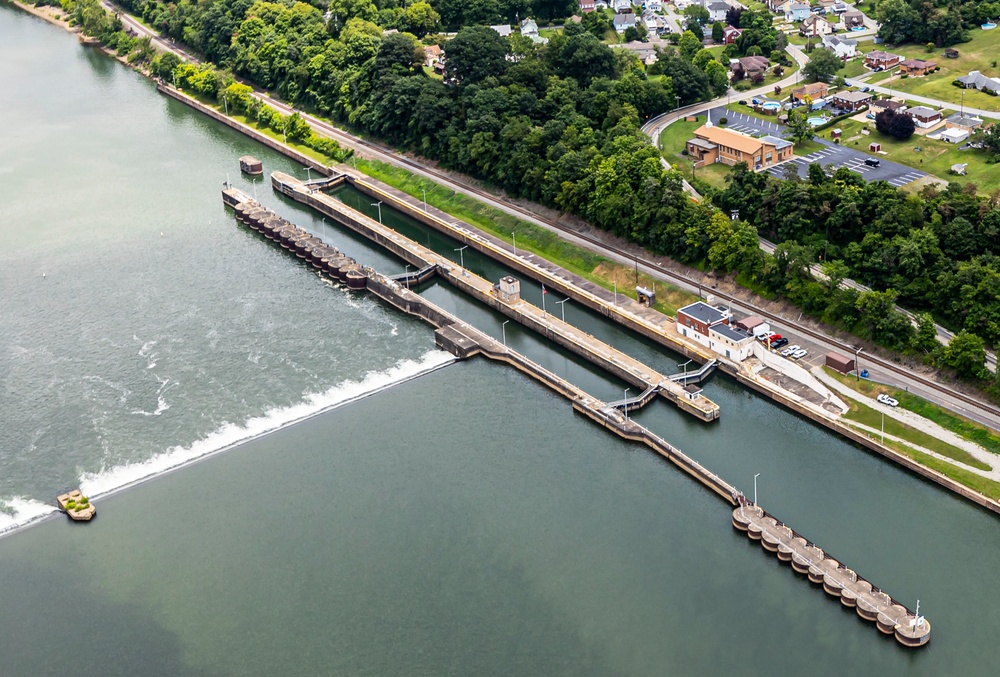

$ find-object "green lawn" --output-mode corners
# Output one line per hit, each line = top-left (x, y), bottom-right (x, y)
(821, 118), (1000, 187)
(840, 59), (869, 79)
(658, 115), (733, 186)
(793, 138), (825, 155)
(878, 29), (1000, 110)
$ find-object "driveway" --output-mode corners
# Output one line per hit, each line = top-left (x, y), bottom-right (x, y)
(704, 107), (927, 187)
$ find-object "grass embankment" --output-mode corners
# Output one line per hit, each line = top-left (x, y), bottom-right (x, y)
(228, 113), (338, 165)
(823, 367), (1000, 455)
(882, 29), (1000, 111)
(353, 157), (697, 316)
(793, 139), (825, 155)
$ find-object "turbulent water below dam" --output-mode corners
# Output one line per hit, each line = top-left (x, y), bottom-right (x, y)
(2, 6), (1000, 675)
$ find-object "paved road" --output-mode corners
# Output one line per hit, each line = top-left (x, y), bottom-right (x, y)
(103, 0), (1000, 427)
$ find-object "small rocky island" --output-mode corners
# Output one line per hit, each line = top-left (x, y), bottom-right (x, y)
(57, 490), (96, 521)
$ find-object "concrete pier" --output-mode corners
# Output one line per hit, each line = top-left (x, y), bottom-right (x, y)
(271, 171), (720, 422)
(732, 503), (930, 647)
(223, 184), (930, 649)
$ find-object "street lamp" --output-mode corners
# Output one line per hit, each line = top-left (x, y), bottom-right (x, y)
(613, 281), (617, 306)
(556, 297), (569, 322)
(454, 245), (468, 276)
(422, 188), (427, 212)
(371, 201), (382, 224)
(502, 320), (510, 347)
(855, 346), (863, 381)
(404, 264), (411, 290)
(512, 231), (517, 256)
(680, 359), (693, 382)
(754, 472), (761, 507)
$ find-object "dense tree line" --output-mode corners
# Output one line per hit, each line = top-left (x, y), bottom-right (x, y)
(874, 0), (973, 46)
(713, 163), (1000, 379)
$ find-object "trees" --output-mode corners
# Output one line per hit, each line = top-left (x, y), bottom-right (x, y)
(402, 2), (440, 37)
(786, 109), (814, 145)
(803, 48), (842, 82)
(445, 25), (509, 84)
(875, 109), (915, 140)
(556, 33), (617, 86)
(712, 21), (724, 43)
(941, 331), (988, 378)
(678, 30), (702, 61)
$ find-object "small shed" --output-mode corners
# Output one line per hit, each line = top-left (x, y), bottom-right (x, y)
(869, 142), (881, 152)
(735, 315), (765, 333)
(496, 276), (521, 302)
(825, 351), (856, 374)
(830, 128), (842, 140)
(636, 285), (656, 307)
(945, 48), (959, 59)
(951, 163), (968, 175)
(683, 384), (703, 400)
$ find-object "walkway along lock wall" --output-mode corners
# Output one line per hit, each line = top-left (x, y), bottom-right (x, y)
(222, 185), (932, 648)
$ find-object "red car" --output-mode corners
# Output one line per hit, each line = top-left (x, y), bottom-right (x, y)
(768, 333), (782, 342)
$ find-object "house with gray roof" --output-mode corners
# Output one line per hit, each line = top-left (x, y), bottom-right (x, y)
(491, 24), (513, 37)
(822, 33), (857, 59)
(956, 70), (1000, 95)
(613, 10), (637, 32)
(708, 1), (731, 22)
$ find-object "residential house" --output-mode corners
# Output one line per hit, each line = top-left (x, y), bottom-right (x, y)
(899, 58), (937, 76)
(791, 82), (828, 103)
(956, 70), (1000, 95)
(578, 0), (596, 11)
(491, 24), (513, 37)
(868, 98), (905, 114)
(821, 33), (857, 59)
(723, 25), (742, 44)
(864, 50), (901, 69)
(613, 40), (658, 65)
(707, 1), (731, 22)
(945, 112), (984, 132)
(800, 14), (832, 37)
(831, 90), (873, 111)
(841, 10), (864, 28)
(613, 10), (637, 32)
(594, 0), (608, 7)
(673, 0), (692, 9)
(645, 0), (663, 10)
(520, 17), (548, 43)
(612, 0), (632, 10)
(904, 106), (942, 128)
(939, 127), (970, 144)
(423, 44), (443, 68)
(731, 55), (770, 76)
(816, 0), (837, 10)
(831, 1), (848, 13)
(766, 0), (787, 12)
(785, 2), (810, 21)
(685, 124), (794, 171)
(676, 301), (732, 350)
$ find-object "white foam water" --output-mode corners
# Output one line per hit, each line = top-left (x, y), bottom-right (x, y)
(0, 497), (59, 536)
(78, 350), (455, 499)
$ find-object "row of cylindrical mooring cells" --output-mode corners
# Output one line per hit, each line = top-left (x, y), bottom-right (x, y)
(232, 200), (368, 290)
(732, 502), (930, 647)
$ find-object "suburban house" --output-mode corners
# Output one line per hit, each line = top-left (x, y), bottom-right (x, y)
(491, 24), (513, 37)
(731, 55), (770, 76)
(831, 1), (848, 12)
(423, 44), (443, 68)
(816, 0), (837, 10)
(707, 1), (731, 22)
(822, 34), (857, 59)
(723, 25), (743, 44)
(645, 0), (663, 10)
(939, 127), (971, 144)
(831, 90), (873, 112)
(767, 0), (788, 12)
(791, 81), (828, 103)
(945, 112), (984, 132)
(865, 50), (902, 69)
(841, 10), (864, 28)
(785, 2), (811, 21)
(899, 58), (937, 76)
(594, 0), (608, 7)
(710, 324), (755, 361)
(673, 0), (692, 9)
(904, 106), (942, 128)
(800, 14), (832, 37)
(685, 124), (794, 171)
(676, 302), (732, 350)
(612, 40), (658, 65)
(613, 10), (637, 32)
(578, 0), (596, 11)
(520, 18), (548, 43)
(612, 0), (632, 10)
(956, 70), (1000, 95)
(868, 98), (905, 114)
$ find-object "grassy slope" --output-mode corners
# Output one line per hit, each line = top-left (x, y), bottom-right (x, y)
(353, 158), (698, 316)
(883, 28), (1000, 111)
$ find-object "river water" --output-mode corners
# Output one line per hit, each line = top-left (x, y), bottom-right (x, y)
(2, 7), (999, 675)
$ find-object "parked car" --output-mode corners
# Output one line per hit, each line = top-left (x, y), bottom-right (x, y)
(866, 112), (876, 120)
(781, 345), (800, 357)
(769, 333), (783, 342)
(771, 338), (789, 349)
(873, 66), (883, 72)
(864, 158), (880, 167)
(792, 349), (808, 359)
(860, 86), (872, 92)
(877, 393), (899, 407)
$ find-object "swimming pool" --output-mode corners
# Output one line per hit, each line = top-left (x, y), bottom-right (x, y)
(808, 116), (828, 126)
(982, 22), (996, 30)
(761, 102), (781, 112)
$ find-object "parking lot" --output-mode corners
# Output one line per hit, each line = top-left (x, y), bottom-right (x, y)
(706, 107), (927, 188)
